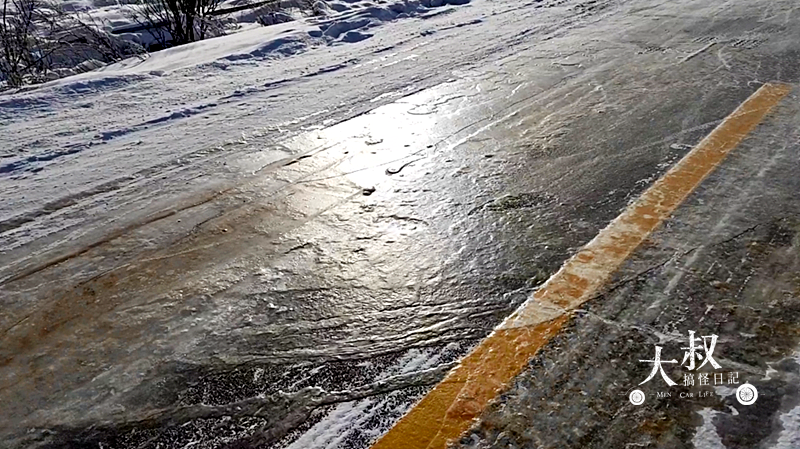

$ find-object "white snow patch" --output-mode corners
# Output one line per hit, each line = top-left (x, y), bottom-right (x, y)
(692, 408), (725, 449)
(771, 352), (800, 448)
(713, 385), (736, 397)
(285, 343), (460, 448)
(774, 406), (800, 449)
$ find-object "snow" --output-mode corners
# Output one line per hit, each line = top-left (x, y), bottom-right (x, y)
(101, 21), (312, 73)
(692, 408), (726, 449)
(0, 0), (488, 272)
(284, 344), (461, 449)
(0, 0), (624, 294)
(94, 0), (475, 73)
(0, 0), (602, 288)
(0, 0), (489, 268)
(0, 0), (631, 339)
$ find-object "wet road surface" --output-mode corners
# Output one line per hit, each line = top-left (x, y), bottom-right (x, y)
(3, 0), (800, 448)
(455, 86), (800, 449)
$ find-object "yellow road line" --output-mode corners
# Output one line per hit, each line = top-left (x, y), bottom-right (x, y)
(370, 82), (792, 449)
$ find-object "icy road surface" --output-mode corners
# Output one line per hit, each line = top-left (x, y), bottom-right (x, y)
(4, 0), (800, 448)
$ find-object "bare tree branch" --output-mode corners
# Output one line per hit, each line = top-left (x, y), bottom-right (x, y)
(1, 0), (144, 88)
(127, 0), (224, 49)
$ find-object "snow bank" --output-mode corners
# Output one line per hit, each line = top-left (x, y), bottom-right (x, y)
(92, 0), (473, 74)
(100, 21), (307, 73)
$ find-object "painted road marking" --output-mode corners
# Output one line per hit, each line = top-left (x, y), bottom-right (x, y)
(370, 82), (792, 449)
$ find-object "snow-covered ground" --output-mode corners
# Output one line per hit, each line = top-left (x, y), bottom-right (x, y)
(0, 0), (600, 283)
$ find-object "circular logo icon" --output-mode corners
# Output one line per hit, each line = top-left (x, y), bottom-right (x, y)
(736, 383), (758, 405)
(629, 389), (646, 405)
